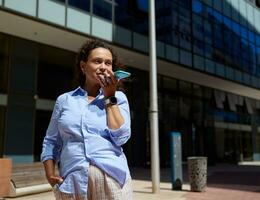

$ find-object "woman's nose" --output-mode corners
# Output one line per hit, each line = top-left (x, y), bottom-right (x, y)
(99, 62), (107, 71)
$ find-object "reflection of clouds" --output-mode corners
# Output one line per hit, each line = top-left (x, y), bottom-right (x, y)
(192, 0), (259, 76)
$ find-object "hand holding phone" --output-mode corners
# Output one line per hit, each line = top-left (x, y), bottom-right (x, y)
(114, 70), (131, 80)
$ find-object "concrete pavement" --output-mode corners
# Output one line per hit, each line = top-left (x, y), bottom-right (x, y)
(4, 179), (188, 200)
(4, 163), (260, 200)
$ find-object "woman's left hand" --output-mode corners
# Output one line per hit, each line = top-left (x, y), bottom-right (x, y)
(97, 69), (117, 98)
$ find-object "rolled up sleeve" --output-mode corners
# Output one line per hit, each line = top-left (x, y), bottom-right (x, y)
(107, 92), (131, 146)
(41, 95), (64, 163)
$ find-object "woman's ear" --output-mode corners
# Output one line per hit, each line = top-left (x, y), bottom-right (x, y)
(80, 61), (85, 74)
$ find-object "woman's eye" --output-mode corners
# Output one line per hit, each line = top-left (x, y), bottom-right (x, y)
(94, 59), (101, 64)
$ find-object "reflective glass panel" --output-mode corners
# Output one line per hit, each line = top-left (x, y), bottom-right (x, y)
(93, 0), (112, 20)
(192, 0), (202, 14)
(192, 14), (203, 41)
(38, 0), (65, 26)
(68, 0), (90, 12)
(5, 0), (37, 16)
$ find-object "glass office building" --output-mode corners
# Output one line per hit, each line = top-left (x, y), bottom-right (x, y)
(0, 0), (260, 166)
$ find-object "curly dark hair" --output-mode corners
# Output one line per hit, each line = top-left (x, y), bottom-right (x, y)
(75, 39), (119, 87)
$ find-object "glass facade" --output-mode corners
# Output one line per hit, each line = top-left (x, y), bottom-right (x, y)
(1, 1), (260, 165)
(113, 0), (260, 89)
(3, 0), (258, 89)
(68, 0), (90, 12)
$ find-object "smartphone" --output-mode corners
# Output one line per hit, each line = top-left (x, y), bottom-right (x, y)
(114, 70), (131, 80)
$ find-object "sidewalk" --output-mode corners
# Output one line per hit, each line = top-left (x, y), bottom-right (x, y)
(184, 163), (260, 200)
(4, 163), (260, 200)
(4, 179), (187, 200)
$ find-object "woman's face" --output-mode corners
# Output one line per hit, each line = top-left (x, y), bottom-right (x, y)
(81, 47), (113, 85)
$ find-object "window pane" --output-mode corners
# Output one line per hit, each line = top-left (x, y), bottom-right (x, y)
(114, 26), (132, 47)
(223, 0), (231, 17)
(202, 0), (212, 7)
(92, 17), (113, 41)
(133, 32), (148, 52)
(231, 0), (240, 22)
(165, 30), (179, 46)
(243, 73), (251, 85)
(213, 0), (222, 12)
(239, 0), (247, 26)
(216, 63), (225, 77)
(193, 54), (204, 71)
(226, 66), (234, 80)
(241, 26), (248, 39)
(205, 58), (215, 73)
(67, 8), (90, 33)
(93, 0), (112, 20)
(180, 33), (191, 50)
(232, 21), (240, 36)
(5, 0), (36, 16)
(256, 47), (260, 67)
(39, 0), (65, 26)
(180, 50), (192, 67)
(54, 0), (65, 3)
(205, 44), (213, 59)
(68, 0), (90, 12)
(115, 4), (133, 29)
(254, 9), (260, 36)
(252, 76), (258, 88)
(234, 69), (242, 82)
(193, 39), (204, 56)
(192, 14), (203, 41)
(246, 3), (254, 30)
(204, 19), (212, 44)
(166, 45), (179, 62)
(192, 0), (203, 14)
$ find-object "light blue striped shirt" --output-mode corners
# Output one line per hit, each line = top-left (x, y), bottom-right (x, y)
(41, 87), (131, 194)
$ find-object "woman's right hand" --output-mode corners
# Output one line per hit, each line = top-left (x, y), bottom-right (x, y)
(43, 160), (63, 187)
(47, 174), (64, 187)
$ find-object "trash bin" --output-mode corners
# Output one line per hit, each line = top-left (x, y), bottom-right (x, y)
(187, 157), (207, 192)
(169, 132), (182, 190)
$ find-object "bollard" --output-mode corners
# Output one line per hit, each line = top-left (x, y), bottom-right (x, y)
(169, 132), (183, 190)
(187, 157), (207, 192)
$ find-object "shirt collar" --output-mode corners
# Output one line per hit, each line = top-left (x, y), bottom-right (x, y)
(72, 86), (104, 98)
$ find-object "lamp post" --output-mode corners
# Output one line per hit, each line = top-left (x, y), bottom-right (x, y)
(149, 0), (160, 194)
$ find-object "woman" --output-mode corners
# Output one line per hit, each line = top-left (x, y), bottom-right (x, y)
(41, 40), (132, 200)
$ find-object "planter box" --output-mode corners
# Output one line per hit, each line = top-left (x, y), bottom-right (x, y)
(0, 158), (12, 197)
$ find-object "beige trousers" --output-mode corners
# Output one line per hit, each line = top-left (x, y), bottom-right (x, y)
(53, 165), (133, 200)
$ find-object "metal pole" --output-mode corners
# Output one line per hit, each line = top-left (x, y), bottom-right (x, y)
(149, 0), (160, 194)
